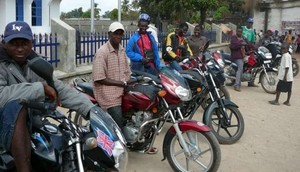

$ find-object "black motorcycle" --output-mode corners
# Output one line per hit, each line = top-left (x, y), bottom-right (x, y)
(265, 41), (299, 77)
(180, 41), (244, 144)
(0, 57), (128, 172)
(224, 46), (279, 94)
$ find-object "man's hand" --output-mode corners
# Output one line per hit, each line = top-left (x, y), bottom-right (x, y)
(42, 82), (61, 105)
(175, 56), (183, 62)
(141, 58), (149, 64)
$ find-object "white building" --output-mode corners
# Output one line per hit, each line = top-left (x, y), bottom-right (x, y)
(253, 0), (300, 34)
(0, 0), (62, 34)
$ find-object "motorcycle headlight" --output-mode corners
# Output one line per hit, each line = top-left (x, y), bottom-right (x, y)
(112, 141), (128, 171)
(175, 86), (192, 101)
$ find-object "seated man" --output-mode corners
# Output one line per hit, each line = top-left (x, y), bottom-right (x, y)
(0, 21), (95, 171)
(162, 22), (193, 71)
(126, 13), (162, 75)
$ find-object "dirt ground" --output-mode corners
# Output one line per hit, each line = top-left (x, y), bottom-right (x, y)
(126, 53), (300, 172)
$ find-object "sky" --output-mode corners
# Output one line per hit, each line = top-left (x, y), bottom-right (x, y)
(60, 0), (119, 15)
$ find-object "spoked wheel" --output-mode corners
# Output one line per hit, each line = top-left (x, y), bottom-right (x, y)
(165, 130), (221, 172)
(201, 85), (230, 110)
(260, 71), (278, 94)
(292, 60), (299, 77)
(224, 65), (235, 86)
(204, 105), (244, 144)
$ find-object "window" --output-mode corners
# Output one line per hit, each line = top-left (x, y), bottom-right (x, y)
(32, 0), (42, 26)
(16, 0), (24, 21)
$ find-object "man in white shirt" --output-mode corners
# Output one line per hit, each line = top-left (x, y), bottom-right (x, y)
(269, 43), (293, 106)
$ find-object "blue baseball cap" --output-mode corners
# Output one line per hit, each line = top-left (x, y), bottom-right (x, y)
(3, 21), (33, 43)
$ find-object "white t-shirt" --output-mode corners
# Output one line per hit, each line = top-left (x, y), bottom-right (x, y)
(278, 52), (293, 81)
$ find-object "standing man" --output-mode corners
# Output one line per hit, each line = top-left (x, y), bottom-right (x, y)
(187, 24), (207, 58)
(230, 28), (247, 92)
(163, 22), (193, 71)
(92, 22), (134, 128)
(269, 43), (293, 106)
(126, 13), (162, 75)
(242, 17), (258, 87)
(241, 18), (256, 45)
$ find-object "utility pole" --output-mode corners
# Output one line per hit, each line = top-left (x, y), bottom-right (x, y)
(118, 0), (121, 22)
(91, 0), (94, 32)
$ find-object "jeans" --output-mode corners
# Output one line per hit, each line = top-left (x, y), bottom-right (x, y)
(107, 106), (123, 129)
(234, 59), (243, 88)
(131, 61), (158, 75)
(0, 100), (23, 150)
(168, 60), (183, 71)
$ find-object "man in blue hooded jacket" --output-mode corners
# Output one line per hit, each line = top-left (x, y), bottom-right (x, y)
(126, 13), (162, 75)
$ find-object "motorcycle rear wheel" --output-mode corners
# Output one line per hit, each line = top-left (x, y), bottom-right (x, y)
(165, 130), (221, 172)
(292, 60), (299, 77)
(260, 71), (278, 94)
(204, 105), (244, 144)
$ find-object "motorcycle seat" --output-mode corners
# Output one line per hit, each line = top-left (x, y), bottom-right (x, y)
(77, 82), (94, 98)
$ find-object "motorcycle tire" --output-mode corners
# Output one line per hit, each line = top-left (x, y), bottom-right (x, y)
(165, 130), (221, 172)
(204, 105), (244, 145)
(201, 85), (230, 110)
(292, 60), (299, 77)
(260, 71), (278, 94)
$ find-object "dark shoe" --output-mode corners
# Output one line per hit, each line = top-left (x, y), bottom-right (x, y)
(248, 83), (259, 87)
(234, 87), (241, 92)
(283, 101), (291, 106)
(269, 100), (279, 105)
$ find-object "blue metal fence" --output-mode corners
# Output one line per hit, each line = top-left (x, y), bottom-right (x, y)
(76, 31), (217, 65)
(32, 33), (60, 67)
(0, 33), (60, 67)
(76, 31), (134, 65)
(1, 30), (217, 67)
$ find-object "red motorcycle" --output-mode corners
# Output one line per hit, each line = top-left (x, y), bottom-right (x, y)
(71, 67), (221, 172)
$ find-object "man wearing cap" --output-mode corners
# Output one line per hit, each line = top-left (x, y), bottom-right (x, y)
(241, 18), (259, 87)
(92, 22), (136, 128)
(126, 13), (162, 76)
(0, 21), (96, 171)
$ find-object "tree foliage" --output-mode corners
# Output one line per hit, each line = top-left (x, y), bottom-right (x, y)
(60, 3), (101, 19)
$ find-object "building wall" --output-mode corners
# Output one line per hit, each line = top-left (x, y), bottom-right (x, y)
(0, 0), (61, 34)
(254, 1), (300, 34)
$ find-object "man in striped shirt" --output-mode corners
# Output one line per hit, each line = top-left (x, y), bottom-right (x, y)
(92, 22), (135, 128)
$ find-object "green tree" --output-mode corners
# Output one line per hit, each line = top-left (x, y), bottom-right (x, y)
(60, 3), (101, 19)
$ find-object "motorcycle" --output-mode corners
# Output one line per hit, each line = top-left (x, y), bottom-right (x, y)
(179, 41), (244, 144)
(180, 47), (230, 110)
(265, 41), (299, 77)
(72, 67), (221, 172)
(0, 57), (128, 172)
(224, 46), (279, 94)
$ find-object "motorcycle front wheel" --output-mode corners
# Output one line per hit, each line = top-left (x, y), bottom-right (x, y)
(204, 105), (244, 144)
(165, 130), (221, 172)
(260, 71), (278, 94)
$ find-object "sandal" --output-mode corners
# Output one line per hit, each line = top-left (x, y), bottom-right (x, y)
(147, 147), (158, 154)
(269, 100), (279, 105)
(283, 101), (291, 106)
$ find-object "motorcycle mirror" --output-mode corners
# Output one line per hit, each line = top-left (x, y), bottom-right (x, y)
(203, 40), (210, 51)
(28, 57), (55, 88)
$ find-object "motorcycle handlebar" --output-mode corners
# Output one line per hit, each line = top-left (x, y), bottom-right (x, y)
(19, 99), (57, 112)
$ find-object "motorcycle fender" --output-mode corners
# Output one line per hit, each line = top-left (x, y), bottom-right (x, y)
(161, 120), (210, 161)
(203, 99), (238, 123)
(259, 68), (278, 83)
